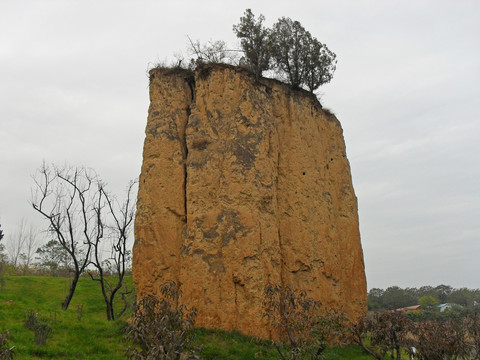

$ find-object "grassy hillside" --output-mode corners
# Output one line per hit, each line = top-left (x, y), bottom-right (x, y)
(0, 276), (131, 359)
(0, 276), (370, 359)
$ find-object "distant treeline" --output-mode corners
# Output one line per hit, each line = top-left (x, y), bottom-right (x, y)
(368, 285), (480, 311)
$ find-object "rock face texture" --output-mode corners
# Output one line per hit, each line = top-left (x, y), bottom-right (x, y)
(134, 64), (367, 339)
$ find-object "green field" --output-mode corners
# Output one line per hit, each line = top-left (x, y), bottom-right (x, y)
(0, 276), (370, 359)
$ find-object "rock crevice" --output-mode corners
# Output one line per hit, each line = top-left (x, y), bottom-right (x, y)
(134, 64), (367, 339)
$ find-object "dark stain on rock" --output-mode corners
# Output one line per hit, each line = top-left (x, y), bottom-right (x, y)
(231, 132), (262, 169)
(196, 64), (214, 80)
(217, 209), (247, 247)
(322, 192), (332, 204)
(259, 195), (273, 214)
(238, 114), (253, 127)
(202, 253), (225, 274)
(192, 139), (211, 151)
(203, 227), (219, 239)
(232, 143), (255, 169)
(181, 242), (192, 256)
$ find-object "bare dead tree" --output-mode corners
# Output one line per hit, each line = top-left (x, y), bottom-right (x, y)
(4, 218), (39, 273)
(32, 163), (136, 316)
(31, 163), (95, 310)
(88, 179), (137, 321)
(187, 36), (228, 65)
(186, 36), (241, 67)
(24, 223), (38, 270)
(18, 221), (39, 274)
(5, 218), (28, 268)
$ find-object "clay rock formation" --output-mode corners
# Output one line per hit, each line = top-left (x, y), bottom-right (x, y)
(134, 64), (367, 339)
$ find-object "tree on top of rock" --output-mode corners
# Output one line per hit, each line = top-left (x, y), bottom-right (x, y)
(270, 16), (337, 92)
(181, 10), (337, 93)
(233, 9), (272, 79)
(303, 36), (337, 92)
(232, 10), (337, 92)
(270, 17), (311, 89)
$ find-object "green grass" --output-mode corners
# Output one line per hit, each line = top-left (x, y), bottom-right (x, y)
(0, 276), (131, 359)
(0, 276), (371, 359)
(192, 328), (371, 359)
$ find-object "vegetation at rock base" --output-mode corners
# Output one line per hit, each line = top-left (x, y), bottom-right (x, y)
(263, 284), (346, 360)
(125, 281), (200, 360)
(2, 275), (479, 359)
(193, 327), (370, 360)
(349, 310), (480, 360)
(0, 276), (374, 359)
(260, 284), (480, 360)
(349, 311), (410, 360)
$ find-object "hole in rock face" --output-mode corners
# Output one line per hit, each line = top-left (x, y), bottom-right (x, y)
(302, 172), (306, 176)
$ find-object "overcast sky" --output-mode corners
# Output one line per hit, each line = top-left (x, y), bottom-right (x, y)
(1, 0), (479, 290)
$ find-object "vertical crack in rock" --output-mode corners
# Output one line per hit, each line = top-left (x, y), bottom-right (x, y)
(187, 75), (195, 102)
(276, 151), (285, 288)
(134, 68), (195, 294)
(184, 75), (195, 227)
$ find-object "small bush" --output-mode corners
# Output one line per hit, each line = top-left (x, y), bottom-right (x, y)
(33, 323), (52, 346)
(349, 310), (480, 360)
(24, 310), (39, 331)
(349, 311), (411, 360)
(0, 331), (15, 359)
(404, 319), (470, 360)
(24, 309), (52, 346)
(465, 311), (480, 359)
(263, 284), (345, 360)
(76, 304), (84, 321)
(125, 281), (200, 360)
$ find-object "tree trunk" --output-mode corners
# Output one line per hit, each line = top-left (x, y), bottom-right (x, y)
(61, 273), (79, 310)
(106, 300), (114, 321)
(100, 276), (113, 321)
